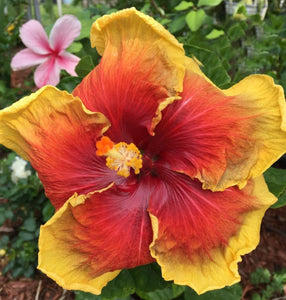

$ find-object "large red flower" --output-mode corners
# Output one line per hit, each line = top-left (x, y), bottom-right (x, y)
(0, 8), (286, 295)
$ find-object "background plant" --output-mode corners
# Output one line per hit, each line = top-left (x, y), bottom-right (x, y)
(0, 151), (53, 278)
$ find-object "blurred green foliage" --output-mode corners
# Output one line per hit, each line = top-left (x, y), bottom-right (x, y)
(0, 0), (28, 107)
(250, 268), (286, 300)
(0, 152), (52, 278)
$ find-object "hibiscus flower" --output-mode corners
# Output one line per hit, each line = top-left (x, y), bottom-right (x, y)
(11, 15), (81, 88)
(1, 8), (286, 295)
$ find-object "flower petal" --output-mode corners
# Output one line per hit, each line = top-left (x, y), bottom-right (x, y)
(11, 48), (48, 71)
(148, 167), (276, 294)
(57, 52), (80, 76)
(49, 15), (81, 53)
(38, 180), (155, 293)
(73, 8), (185, 138)
(145, 70), (286, 191)
(20, 20), (51, 55)
(91, 8), (185, 94)
(38, 192), (120, 294)
(0, 86), (112, 209)
(34, 57), (60, 87)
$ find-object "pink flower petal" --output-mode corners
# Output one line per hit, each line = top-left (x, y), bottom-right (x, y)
(11, 49), (48, 71)
(57, 52), (80, 76)
(20, 20), (51, 55)
(34, 57), (60, 87)
(49, 15), (81, 53)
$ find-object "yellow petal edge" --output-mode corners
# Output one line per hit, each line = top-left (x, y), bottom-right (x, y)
(0, 85), (110, 161)
(90, 7), (188, 133)
(91, 7), (183, 62)
(149, 175), (277, 294)
(217, 75), (286, 191)
(181, 65), (286, 192)
(38, 185), (120, 294)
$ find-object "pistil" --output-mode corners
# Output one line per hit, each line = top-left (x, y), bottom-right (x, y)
(96, 136), (143, 178)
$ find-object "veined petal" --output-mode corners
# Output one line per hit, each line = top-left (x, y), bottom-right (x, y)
(34, 57), (60, 88)
(0, 86), (113, 209)
(145, 70), (286, 191)
(20, 20), (51, 55)
(49, 15), (81, 53)
(11, 48), (48, 71)
(148, 167), (276, 294)
(38, 192), (120, 294)
(91, 8), (184, 94)
(38, 180), (155, 293)
(57, 52), (80, 76)
(73, 8), (185, 138)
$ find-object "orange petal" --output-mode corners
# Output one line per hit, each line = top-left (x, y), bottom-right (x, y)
(145, 70), (286, 191)
(38, 178), (156, 293)
(38, 189), (120, 294)
(73, 8), (185, 137)
(148, 167), (276, 294)
(0, 86), (113, 209)
(90, 8), (185, 94)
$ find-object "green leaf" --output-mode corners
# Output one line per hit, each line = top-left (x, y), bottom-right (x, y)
(23, 265), (35, 278)
(0, 80), (6, 94)
(67, 42), (83, 53)
(4, 209), (13, 220)
(251, 268), (271, 285)
(12, 266), (23, 278)
(57, 76), (82, 93)
(209, 65), (231, 87)
(227, 23), (246, 41)
(206, 29), (225, 39)
(75, 55), (95, 78)
(172, 284), (186, 297)
(168, 15), (186, 33)
(22, 217), (36, 232)
(0, 214), (5, 226)
(264, 167), (286, 208)
(271, 189), (286, 208)
(75, 291), (101, 300)
(42, 201), (55, 222)
(198, 0), (223, 6)
(174, 1), (194, 11)
(100, 270), (135, 299)
(77, 17), (99, 40)
(0, 235), (9, 247)
(251, 293), (262, 300)
(18, 231), (35, 241)
(129, 263), (169, 292)
(137, 286), (180, 300)
(185, 9), (206, 32)
(184, 284), (242, 300)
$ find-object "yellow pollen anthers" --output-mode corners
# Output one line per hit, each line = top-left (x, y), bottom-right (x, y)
(96, 136), (143, 178)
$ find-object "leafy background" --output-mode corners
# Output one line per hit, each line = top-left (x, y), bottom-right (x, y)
(0, 0), (286, 299)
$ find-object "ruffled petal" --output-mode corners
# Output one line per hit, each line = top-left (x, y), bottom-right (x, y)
(49, 15), (81, 53)
(20, 20), (51, 55)
(145, 70), (286, 191)
(38, 180), (155, 293)
(57, 52), (80, 76)
(148, 166), (276, 294)
(38, 192), (120, 294)
(73, 8), (185, 140)
(11, 48), (48, 71)
(0, 86), (113, 209)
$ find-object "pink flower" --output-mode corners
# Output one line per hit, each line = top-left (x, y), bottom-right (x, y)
(11, 15), (81, 88)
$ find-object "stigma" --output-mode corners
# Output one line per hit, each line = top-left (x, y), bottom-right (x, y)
(96, 136), (143, 178)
